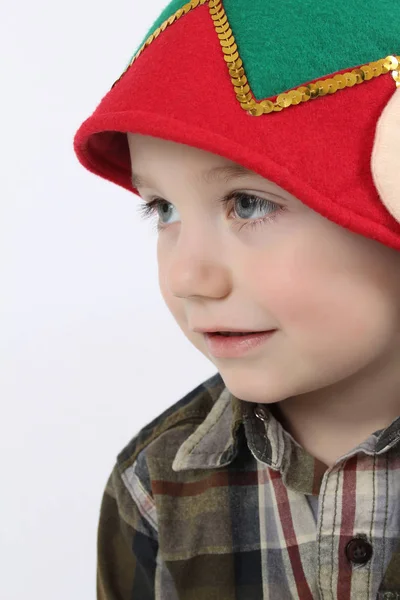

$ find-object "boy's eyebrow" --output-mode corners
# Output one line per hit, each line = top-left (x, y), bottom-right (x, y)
(131, 164), (255, 190)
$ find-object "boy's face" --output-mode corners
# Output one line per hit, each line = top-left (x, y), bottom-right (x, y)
(127, 133), (400, 405)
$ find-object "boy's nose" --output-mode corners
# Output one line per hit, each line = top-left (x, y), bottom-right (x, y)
(166, 257), (231, 300)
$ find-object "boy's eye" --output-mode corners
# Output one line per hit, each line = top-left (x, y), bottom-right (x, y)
(136, 191), (286, 233)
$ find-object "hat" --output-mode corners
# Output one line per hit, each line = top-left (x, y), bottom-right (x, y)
(73, 0), (400, 250)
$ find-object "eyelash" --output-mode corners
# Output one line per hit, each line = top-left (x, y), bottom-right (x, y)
(136, 191), (287, 233)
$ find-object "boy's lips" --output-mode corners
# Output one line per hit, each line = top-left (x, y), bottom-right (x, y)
(203, 330), (277, 358)
(193, 326), (276, 333)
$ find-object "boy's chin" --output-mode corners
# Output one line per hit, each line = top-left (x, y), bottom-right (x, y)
(216, 368), (288, 406)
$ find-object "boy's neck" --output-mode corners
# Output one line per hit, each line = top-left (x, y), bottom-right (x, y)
(270, 350), (400, 468)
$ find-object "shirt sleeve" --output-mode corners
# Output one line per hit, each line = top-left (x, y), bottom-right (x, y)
(97, 462), (159, 599)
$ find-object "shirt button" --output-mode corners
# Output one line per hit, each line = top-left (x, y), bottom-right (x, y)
(345, 538), (373, 565)
(254, 405), (268, 421)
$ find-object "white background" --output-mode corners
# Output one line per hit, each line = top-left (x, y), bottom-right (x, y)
(0, 1), (215, 597)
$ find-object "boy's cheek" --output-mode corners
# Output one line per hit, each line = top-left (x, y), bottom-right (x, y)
(157, 278), (180, 322)
(157, 273), (194, 342)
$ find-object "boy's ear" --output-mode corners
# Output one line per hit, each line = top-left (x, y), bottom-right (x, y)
(371, 88), (400, 224)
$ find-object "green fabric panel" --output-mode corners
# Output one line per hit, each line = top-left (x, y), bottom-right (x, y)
(126, 0), (399, 98)
(224, 0), (400, 98)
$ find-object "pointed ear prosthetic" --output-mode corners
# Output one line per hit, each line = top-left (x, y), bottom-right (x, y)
(372, 86), (400, 224)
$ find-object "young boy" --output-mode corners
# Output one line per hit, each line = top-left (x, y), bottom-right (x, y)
(73, 0), (400, 598)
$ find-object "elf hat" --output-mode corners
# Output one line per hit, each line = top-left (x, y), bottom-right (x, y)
(73, 0), (400, 251)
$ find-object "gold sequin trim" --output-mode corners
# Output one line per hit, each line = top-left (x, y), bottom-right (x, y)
(112, 0), (400, 112)
(209, 0), (400, 115)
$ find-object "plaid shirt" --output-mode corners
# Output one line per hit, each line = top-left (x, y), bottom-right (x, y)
(97, 372), (400, 600)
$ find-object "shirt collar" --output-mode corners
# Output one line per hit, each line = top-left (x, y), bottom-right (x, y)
(172, 382), (400, 476)
(172, 385), (292, 472)
(172, 385), (245, 472)
(375, 417), (400, 452)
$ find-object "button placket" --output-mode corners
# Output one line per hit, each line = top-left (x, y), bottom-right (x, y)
(317, 465), (345, 598)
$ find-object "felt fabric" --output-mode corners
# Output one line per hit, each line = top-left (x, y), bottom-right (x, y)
(74, 3), (400, 250)
(126, 0), (400, 99)
(371, 88), (400, 224)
